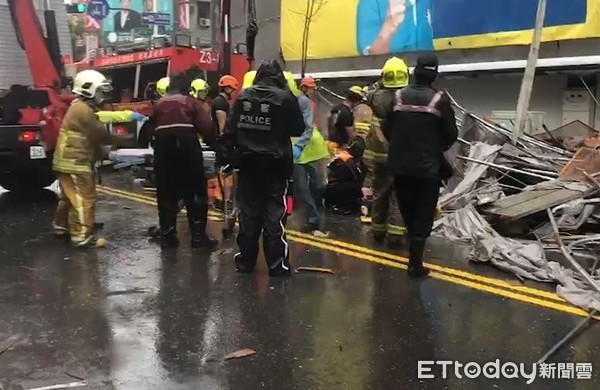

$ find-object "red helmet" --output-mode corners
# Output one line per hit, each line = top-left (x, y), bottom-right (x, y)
(218, 75), (239, 90)
(300, 76), (317, 89)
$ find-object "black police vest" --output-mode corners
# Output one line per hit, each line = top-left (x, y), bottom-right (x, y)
(237, 97), (274, 132)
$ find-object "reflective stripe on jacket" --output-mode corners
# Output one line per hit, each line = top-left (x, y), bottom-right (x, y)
(364, 88), (397, 164)
(353, 103), (372, 139)
(53, 100), (107, 174)
(96, 110), (134, 124)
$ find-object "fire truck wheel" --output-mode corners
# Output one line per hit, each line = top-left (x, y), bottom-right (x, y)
(0, 172), (56, 193)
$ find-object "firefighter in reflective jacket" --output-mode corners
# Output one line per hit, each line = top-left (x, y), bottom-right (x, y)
(153, 73), (218, 249)
(52, 70), (113, 248)
(354, 87), (372, 140)
(228, 60), (305, 276)
(364, 57), (409, 245)
(383, 53), (458, 277)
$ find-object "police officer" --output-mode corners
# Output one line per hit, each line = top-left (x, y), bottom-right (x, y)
(383, 53), (458, 277)
(153, 73), (218, 249)
(364, 57), (409, 246)
(228, 60), (305, 276)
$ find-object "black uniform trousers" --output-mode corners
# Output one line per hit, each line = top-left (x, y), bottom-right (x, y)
(235, 159), (291, 276)
(394, 176), (440, 239)
(154, 131), (209, 239)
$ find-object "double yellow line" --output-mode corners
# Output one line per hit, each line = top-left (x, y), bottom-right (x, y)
(97, 184), (599, 321)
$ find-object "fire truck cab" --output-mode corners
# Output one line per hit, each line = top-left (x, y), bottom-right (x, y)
(74, 44), (220, 148)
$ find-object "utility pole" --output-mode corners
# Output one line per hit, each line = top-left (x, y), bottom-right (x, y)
(221, 0), (231, 75)
(172, 0), (179, 39)
(513, 0), (547, 144)
(152, 0), (158, 37)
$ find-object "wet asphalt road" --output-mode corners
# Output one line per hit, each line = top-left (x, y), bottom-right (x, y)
(0, 173), (599, 390)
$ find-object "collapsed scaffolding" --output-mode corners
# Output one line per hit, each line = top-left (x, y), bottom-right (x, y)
(316, 83), (600, 361)
(436, 94), (600, 314)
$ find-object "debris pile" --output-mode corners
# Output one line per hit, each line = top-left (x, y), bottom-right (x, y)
(434, 95), (600, 311)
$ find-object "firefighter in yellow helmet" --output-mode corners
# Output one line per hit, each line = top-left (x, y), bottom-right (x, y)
(242, 70), (257, 89)
(190, 78), (211, 114)
(326, 85), (364, 155)
(156, 77), (170, 97)
(364, 57), (409, 246)
(190, 78), (209, 101)
(52, 69), (113, 248)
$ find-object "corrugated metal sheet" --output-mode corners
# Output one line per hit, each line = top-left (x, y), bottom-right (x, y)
(0, 0), (72, 90)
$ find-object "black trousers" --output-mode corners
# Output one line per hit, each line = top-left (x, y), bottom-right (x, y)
(235, 164), (291, 276)
(394, 176), (440, 239)
(154, 132), (208, 239)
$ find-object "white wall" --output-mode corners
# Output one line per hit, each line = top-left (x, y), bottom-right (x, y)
(438, 73), (568, 131)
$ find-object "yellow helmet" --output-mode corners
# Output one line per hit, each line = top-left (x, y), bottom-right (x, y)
(381, 57), (409, 88)
(156, 77), (170, 97)
(348, 85), (364, 100)
(242, 70), (257, 89)
(283, 71), (300, 97)
(190, 78), (209, 98)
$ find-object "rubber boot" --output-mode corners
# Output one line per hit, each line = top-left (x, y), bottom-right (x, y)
(408, 238), (429, 278)
(74, 235), (107, 249)
(191, 234), (218, 250)
(160, 228), (179, 249)
(189, 216), (217, 249)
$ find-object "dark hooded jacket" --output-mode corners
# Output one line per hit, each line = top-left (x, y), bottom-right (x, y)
(228, 60), (305, 175)
(382, 81), (458, 179)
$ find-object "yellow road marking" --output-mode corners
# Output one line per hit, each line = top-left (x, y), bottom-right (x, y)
(97, 185), (598, 320)
(288, 230), (565, 303)
(290, 236), (599, 320)
(99, 185), (564, 303)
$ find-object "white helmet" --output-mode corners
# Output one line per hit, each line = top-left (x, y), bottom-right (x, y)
(72, 70), (112, 102)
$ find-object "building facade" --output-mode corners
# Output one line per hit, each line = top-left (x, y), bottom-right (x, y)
(225, 0), (600, 132)
(0, 0), (72, 90)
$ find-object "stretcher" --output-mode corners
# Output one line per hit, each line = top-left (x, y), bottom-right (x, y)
(110, 146), (237, 236)
(109, 146), (217, 181)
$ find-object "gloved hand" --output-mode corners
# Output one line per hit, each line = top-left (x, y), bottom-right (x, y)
(292, 145), (302, 161)
(131, 112), (147, 122)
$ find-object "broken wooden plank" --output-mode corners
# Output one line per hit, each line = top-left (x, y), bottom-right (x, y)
(297, 267), (336, 275)
(26, 381), (88, 390)
(224, 348), (256, 360)
(0, 334), (22, 356)
(484, 188), (584, 219)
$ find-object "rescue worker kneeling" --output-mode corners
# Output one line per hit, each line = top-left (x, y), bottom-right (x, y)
(153, 73), (218, 249)
(52, 70), (112, 248)
(228, 60), (305, 276)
